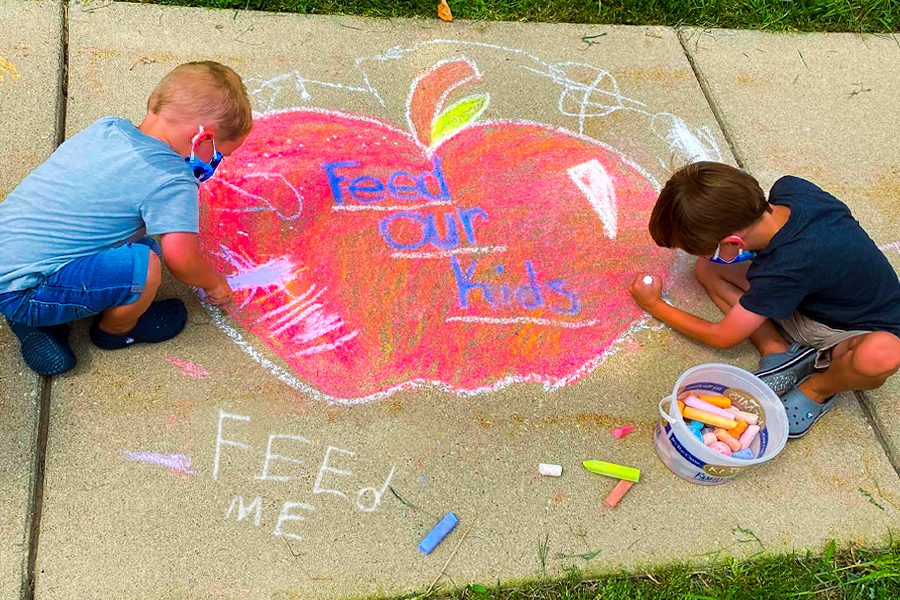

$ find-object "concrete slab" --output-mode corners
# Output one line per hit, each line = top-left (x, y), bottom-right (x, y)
(0, 0), (62, 597)
(36, 4), (900, 598)
(0, 0), (63, 200)
(682, 28), (900, 470)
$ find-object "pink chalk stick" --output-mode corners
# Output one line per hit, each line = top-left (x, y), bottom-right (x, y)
(738, 424), (760, 450)
(708, 441), (733, 457)
(611, 426), (634, 439)
(682, 396), (738, 421)
(702, 432), (717, 445)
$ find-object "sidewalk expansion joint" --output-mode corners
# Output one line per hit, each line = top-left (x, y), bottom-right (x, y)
(855, 390), (900, 481)
(676, 28), (748, 171)
(21, 376), (52, 600)
(54, 0), (69, 147)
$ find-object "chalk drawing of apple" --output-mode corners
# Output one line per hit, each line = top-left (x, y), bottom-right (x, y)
(199, 58), (671, 401)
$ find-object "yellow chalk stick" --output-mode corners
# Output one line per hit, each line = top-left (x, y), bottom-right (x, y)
(698, 394), (731, 409)
(678, 400), (685, 415)
(683, 407), (738, 430)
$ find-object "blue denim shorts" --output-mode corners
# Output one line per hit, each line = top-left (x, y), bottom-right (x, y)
(0, 237), (161, 327)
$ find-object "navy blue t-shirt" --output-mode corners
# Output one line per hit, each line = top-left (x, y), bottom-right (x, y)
(739, 176), (900, 336)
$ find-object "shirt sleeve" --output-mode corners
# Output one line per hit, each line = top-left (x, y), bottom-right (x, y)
(739, 269), (807, 321)
(141, 178), (200, 235)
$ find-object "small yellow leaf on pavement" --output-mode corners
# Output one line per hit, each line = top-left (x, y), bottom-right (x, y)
(437, 0), (453, 22)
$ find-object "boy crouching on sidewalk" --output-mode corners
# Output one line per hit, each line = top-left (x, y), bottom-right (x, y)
(629, 162), (900, 438)
(0, 61), (251, 375)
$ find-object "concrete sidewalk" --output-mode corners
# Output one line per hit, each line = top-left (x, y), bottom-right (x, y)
(0, 2), (898, 598)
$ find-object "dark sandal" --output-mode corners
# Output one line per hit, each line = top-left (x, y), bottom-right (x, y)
(89, 298), (187, 350)
(6, 318), (77, 376)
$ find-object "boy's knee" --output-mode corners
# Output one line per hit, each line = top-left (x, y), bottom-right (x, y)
(145, 251), (162, 291)
(853, 332), (900, 378)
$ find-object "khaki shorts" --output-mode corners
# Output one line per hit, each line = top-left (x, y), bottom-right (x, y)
(775, 312), (870, 369)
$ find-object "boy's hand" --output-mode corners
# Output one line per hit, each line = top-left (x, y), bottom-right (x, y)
(629, 274), (663, 312)
(202, 274), (233, 306)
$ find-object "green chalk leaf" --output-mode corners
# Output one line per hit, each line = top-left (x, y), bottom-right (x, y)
(469, 584), (488, 594)
(430, 93), (490, 147)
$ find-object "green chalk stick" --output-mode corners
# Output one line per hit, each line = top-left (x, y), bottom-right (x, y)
(582, 460), (641, 483)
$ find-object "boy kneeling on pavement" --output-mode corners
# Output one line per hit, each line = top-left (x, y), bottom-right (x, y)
(630, 162), (900, 438)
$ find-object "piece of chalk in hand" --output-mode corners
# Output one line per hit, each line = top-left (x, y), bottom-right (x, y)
(642, 276), (653, 285)
(418, 512), (459, 555)
(539, 463), (563, 477)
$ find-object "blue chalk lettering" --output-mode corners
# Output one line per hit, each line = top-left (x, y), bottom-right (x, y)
(420, 156), (452, 201)
(378, 212), (430, 250)
(388, 172), (421, 200)
(348, 176), (385, 203)
(458, 207), (488, 245)
(548, 280), (579, 314)
(321, 161), (359, 205)
(517, 261), (544, 310)
(451, 257), (495, 309)
(425, 213), (460, 250)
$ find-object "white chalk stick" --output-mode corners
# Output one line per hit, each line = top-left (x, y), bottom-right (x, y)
(642, 276), (653, 285)
(539, 463), (563, 477)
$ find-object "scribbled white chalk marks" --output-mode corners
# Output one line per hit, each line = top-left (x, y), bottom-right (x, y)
(568, 159), (618, 239)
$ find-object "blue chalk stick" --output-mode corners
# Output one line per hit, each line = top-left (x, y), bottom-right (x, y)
(733, 448), (754, 460)
(418, 512), (458, 555)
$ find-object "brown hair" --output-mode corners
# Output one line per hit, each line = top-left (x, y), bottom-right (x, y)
(648, 162), (771, 255)
(148, 61), (253, 142)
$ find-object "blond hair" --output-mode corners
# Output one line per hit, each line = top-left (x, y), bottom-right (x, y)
(148, 61), (252, 142)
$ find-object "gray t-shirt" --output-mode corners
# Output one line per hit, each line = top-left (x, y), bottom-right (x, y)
(0, 116), (200, 293)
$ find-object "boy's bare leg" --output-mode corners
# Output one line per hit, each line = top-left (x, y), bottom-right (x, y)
(799, 331), (900, 403)
(693, 258), (791, 357)
(98, 252), (161, 335)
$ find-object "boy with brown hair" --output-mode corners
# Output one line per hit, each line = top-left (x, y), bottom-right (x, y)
(630, 161), (900, 438)
(0, 61), (252, 376)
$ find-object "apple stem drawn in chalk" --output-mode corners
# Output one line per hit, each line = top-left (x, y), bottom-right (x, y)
(199, 57), (672, 401)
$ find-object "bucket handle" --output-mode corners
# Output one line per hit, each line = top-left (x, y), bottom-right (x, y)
(658, 396), (677, 424)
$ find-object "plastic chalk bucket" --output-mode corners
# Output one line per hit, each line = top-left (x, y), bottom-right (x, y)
(654, 363), (788, 485)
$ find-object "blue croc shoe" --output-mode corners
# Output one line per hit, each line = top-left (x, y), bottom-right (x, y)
(89, 298), (187, 350)
(5, 318), (77, 376)
(781, 378), (837, 439)
(754, 343), (818, 397)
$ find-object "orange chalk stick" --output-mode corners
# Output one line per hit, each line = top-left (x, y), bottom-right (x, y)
(678, 400), (686, 415)
(715, 428), (742, 452)
(728, 420), (748, 439)
(698, 394), (731, 409)
(682, 407), (738, 430)
(603, 479), (634, 509)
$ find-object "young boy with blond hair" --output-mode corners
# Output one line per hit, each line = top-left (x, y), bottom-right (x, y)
(630, 162), (900, 438)
(0, 61), (252, 375)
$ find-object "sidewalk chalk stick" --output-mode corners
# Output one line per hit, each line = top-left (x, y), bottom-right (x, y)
(539, 463), (563, 477)
(418, 512), (458, 555)
(611, 426), (634, 439)
(603, 479), (634, 509)
(642, 276), (654, 285)
(583, 460), (641, 483)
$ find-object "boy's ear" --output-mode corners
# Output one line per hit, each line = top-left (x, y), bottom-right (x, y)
(720, 235), (746, 248)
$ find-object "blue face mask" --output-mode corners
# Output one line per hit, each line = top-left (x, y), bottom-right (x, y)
(185, 126), (223, 182)
(708, 242), (756, 265)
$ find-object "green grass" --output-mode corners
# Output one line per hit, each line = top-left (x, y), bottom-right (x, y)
(391, 541), (900, 600)
(135, 0), (900, 33)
